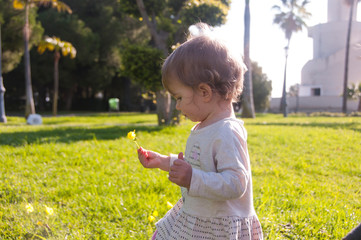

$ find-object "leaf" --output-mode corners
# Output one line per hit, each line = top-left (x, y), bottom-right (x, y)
(33, 0), (73, 14)
(13, 0), (24, 10)
(37, 45), (46, 54)
(37, 36), (76, 58)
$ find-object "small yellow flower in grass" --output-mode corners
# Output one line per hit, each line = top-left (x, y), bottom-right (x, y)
(167, 201), (173, 209)
(152, 210), (158, 217)
(25, 203), (34, 213)
(127, 130), (140, 148)
(37, 221), (43, 226)
(127, 130), (149, 159)
(45, 206), (54, 215)
(127, 130), (136, 140)
(148, 215), (156, 223)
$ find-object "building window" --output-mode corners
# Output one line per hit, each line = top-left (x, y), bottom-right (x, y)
(311, 88), (321, 96)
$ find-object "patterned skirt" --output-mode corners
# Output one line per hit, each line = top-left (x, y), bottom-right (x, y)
(154, 198), (263, 240)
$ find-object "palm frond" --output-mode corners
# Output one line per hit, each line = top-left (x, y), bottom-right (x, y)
(12, 0), (24, 10)
(37, 36), (76, 58)
(33, 0), (72, 13)
(272, 0), (310, 40)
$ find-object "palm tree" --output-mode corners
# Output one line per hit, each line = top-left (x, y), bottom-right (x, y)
(342, 0), (360, 113)
(242, 0), (255, 118)
(272, 0), (311, 117)
(12, 0), (72, 118)
(37, 36), (76, 116)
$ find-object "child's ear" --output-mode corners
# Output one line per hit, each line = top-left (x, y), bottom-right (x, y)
(197, 83), (213, 102)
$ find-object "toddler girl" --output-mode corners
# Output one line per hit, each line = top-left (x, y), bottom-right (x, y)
(138, 24), (263, 240)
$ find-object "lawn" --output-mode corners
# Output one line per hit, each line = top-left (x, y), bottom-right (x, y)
(0, 113), (360, 239)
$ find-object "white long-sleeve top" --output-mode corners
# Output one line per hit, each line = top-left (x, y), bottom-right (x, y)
(170, 117), (256, 218)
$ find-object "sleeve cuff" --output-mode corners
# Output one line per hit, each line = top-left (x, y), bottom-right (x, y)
(169, 154), (178, 167)
(188, 168), (202, 197)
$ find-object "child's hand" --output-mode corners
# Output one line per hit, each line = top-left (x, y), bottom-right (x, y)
(137, 147), (169, 171)
(168, 152), (192, 189)
(138, 147), (149, 159)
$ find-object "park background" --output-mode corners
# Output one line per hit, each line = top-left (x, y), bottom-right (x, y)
(1, 0), (361, 119)
(1, 0), (361, 239)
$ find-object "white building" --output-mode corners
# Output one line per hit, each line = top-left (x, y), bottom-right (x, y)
(270, 0), (360, 113)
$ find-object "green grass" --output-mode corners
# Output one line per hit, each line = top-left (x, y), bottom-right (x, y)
(0, 113), (360, 239)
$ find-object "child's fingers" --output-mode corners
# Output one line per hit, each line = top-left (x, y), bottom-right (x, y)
(168, 175), (176, 184)
(138, 147), (149, 159)
(137, 147), (144, 155)
(169, 163), (179, 172)
(168, 169), (181, 182)
(168, 165), (191, 188)
(168, 169), (178, 178)
(172, 159), (187, 166)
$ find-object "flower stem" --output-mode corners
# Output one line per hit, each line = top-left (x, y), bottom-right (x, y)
(134, 140), (140, 149)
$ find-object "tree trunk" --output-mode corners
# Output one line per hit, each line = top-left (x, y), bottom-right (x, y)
(136, 0), (180, 125)
(156, 90), (172, 125)
(280, 42), (289, 117)
(53, 50), (60, 116)
(64, 85), (76, 111)
(24, 1), (35, 118)
(242, 0), (255, 118)
(135, 0), (168, 55)
(342, 0), (355, 113)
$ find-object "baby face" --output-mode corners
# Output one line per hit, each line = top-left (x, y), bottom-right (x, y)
(166, 77), (204, 122)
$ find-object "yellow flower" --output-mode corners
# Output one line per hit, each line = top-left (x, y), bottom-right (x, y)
(127, 130), (140, 148)
(166, 201), (173, 209)
(152, 210), (158, 217)
(37, 221), (43, 226)
(148, 215), (156, 223)
(127, 130), (136, 140)
(25, 203), (34, 213)
(45, 206), (54, 215)
(139, 17), (143, 21)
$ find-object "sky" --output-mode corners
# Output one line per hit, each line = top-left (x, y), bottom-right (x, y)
(215, 0), (361, 98)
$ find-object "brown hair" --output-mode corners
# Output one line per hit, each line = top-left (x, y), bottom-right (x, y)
(162, 29), (245, 102)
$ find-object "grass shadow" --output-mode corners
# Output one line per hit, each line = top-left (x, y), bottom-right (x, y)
(0, 125), (163, 147)
(247, 121), (361, 133)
